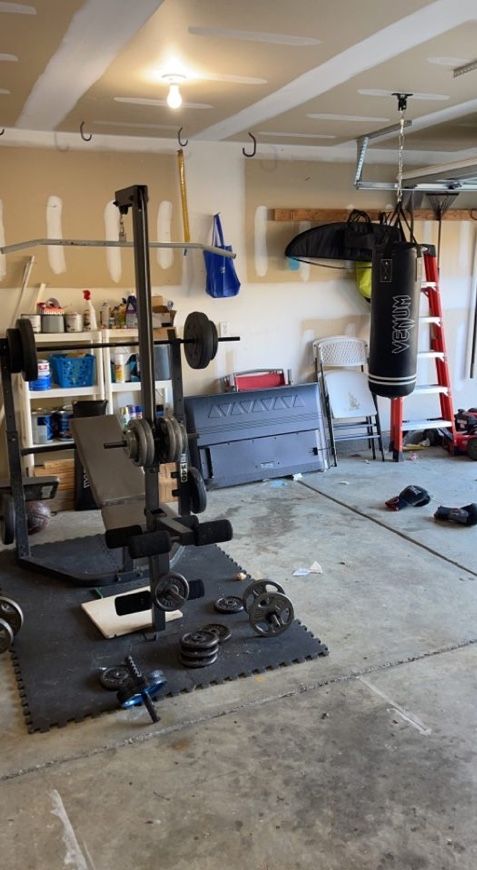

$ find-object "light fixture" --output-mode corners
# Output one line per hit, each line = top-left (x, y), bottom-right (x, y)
(161, 74), (185, 109)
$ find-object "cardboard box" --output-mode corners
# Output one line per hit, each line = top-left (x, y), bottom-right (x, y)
(32, 458), (75, 512)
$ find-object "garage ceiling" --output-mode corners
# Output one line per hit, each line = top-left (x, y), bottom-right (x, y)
(1, 0), (477, 161)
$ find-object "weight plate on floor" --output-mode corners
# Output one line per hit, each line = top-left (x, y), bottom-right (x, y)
(99, 665), (132, 691)
(178, 644), (218, 660)
(153, 572), (189, 612)
(243, 580), (285, 613)
(180, 629), (219, 651)
(179, 651), (218, 668)
(6, 328), (23, 374)
(201, 623), (232, 643)
(0, 617), (14, 653)
(248, 591), (294, 637)
(0, 494), (15, 546)
(184, 312), (214, 370)
(188, 466), (207, 514)
(0, 596), (23, 634)
(16, 318), (38, 382)
(214, 596), (244, 614)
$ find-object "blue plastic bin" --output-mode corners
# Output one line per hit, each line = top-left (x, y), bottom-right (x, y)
(50, 354), (96, 388)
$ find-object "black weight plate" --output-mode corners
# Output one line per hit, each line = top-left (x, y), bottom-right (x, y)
(0, 617), (14, 654)
(99, 665), (132, 691)
(178, 644), (218, 660)
(180, 629), (218, 651)
(243, 580), (285, 613)
(157, 416), (177, 464)
(189, 466), (207, 514)
(249, 591), (294, 637)
(201, 623), (232, 643)
(16, 318), (38, 382)
(209, 320), (218, 361)
(184, 312), (213, 370)
(6, 328), (23, 374)
(214, 596), (244, 614)
(179, 651), (218, 668)
(0, 596), (23, 634)
(153, 572), (189, 612)
(0, 494), (15, 546)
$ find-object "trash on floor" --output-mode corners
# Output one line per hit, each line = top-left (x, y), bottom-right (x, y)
(292, 561), (323, 576)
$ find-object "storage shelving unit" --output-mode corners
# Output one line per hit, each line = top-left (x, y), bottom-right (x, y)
(17, 328), (172, 471)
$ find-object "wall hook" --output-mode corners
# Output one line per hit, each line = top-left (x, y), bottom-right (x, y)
(177, 127), (188, 147)
(0, 128), (5, 136)
(242, 132), (257, 158)
(80, 121), (93, 142)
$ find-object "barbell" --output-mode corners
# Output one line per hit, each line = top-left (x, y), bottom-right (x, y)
(2, 312), (237, 382)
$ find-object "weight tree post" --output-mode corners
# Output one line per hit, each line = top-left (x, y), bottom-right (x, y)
(114, 185), (166, 632)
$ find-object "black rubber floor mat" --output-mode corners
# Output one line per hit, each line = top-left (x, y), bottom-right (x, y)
(0, 537), (328, 733)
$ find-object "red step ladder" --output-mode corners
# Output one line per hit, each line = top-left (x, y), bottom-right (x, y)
(389, 248), (456, 461)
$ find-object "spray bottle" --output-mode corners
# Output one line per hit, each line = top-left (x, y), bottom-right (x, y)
(83, 290), (97, 330)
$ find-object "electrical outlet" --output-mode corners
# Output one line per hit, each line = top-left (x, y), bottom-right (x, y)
(219, 321), (230, 338)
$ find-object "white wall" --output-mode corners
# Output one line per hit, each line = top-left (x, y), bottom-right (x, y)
(2, 138), (477, 425)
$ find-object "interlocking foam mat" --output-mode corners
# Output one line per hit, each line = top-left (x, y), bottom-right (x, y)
(1, 536), (328, 732)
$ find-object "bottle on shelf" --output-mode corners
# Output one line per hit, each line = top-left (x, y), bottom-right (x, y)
(83, 289), (97, 330)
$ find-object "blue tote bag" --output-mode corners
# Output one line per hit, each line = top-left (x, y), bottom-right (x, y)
(203, 213), (240, 298)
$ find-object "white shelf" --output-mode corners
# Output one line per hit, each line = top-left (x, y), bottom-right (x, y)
(34, 331), (99, 344)
(28, 386), (102, 398)
(111, 380), (169, 393)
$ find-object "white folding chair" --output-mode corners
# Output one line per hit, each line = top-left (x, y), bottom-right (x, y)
(313, 336), (385, 465)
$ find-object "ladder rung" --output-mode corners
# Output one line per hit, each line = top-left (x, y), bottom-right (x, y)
(419, 316), (441, 325)
(402, 418), (453, 431)
(418, 350), (445, 359)
(414, 384), (449, 395)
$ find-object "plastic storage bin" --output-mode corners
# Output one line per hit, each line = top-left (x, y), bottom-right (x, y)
(50, 354), (96, 388)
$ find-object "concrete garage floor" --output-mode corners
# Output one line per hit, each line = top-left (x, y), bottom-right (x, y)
(1, 448), (476, 869)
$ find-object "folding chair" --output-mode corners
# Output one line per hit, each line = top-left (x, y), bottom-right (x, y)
(313, 336), (385, 465)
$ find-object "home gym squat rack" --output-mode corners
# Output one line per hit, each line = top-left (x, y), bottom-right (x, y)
(0, 185), (240, 633)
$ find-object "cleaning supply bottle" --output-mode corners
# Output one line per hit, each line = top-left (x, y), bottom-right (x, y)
(125, 294), (138, 328)
(83, 290), (97, 330)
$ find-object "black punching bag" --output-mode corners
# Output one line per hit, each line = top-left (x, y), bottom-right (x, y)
(368, 240), (422, 398)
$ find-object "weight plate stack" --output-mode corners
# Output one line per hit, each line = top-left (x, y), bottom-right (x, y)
(179, 629), (219, 668)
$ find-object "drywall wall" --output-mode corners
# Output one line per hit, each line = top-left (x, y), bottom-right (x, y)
(1, 139), (477, 427)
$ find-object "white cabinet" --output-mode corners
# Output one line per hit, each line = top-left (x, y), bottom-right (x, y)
(18, 329), (172, 471)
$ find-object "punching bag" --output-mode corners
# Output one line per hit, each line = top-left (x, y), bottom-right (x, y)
(368, 240), (422, 398)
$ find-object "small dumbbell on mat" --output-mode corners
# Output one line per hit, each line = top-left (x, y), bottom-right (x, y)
(179, 630), (220, 668)
(0, 596), (23, 653)
(112, 656), (166, 723)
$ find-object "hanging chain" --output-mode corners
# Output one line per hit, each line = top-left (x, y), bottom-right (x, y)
(119, 213), (126, 242)
(396, 110), (406, 205)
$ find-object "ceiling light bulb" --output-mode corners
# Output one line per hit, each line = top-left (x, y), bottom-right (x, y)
(167, 83), (182, 109)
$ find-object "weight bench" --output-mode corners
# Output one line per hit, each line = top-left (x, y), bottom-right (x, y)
(70, 415), (232, 627)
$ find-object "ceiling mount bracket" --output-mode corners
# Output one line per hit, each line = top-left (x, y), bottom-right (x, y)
(392, 92), (413, 113)
(0, 128), (5, 137)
